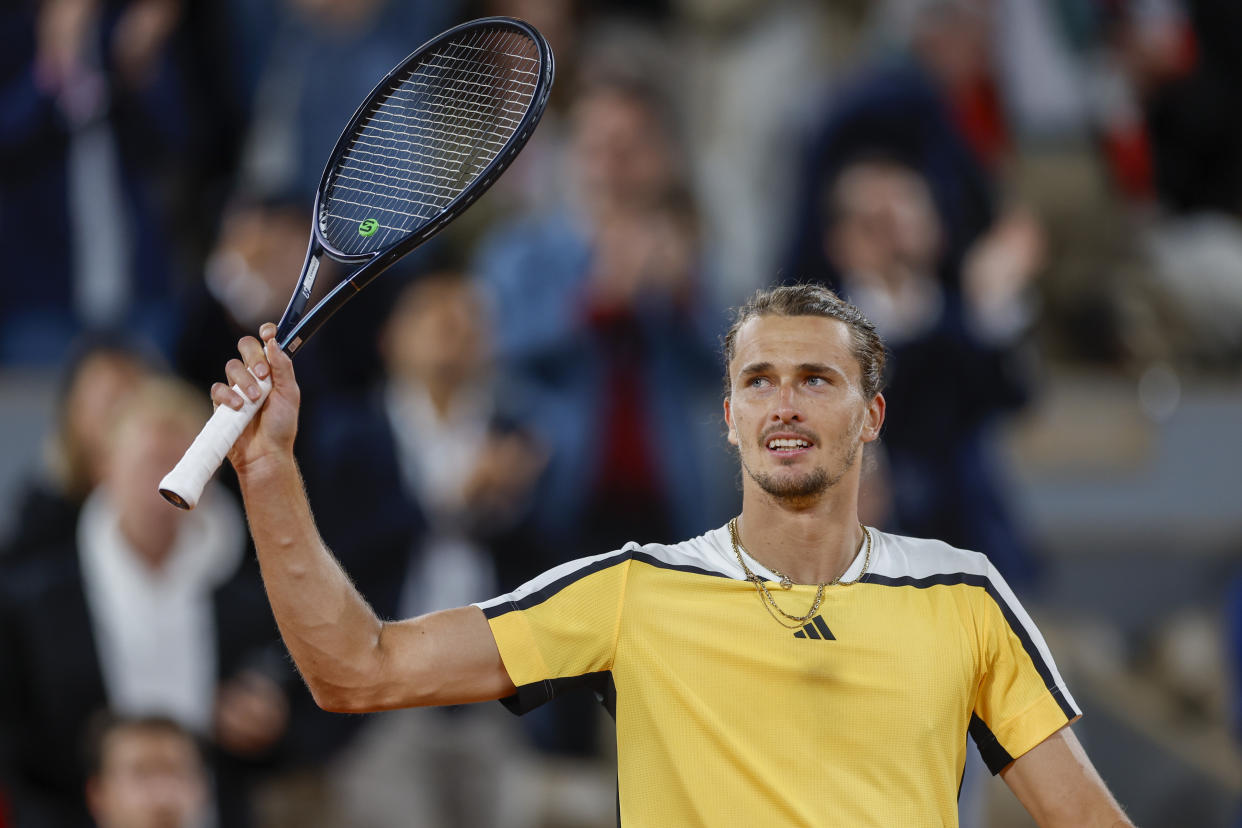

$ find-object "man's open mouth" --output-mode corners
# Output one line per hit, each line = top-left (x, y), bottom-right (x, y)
(766, 438), (811, 452)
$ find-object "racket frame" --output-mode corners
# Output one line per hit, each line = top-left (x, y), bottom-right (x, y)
(275, 15), (554, 354)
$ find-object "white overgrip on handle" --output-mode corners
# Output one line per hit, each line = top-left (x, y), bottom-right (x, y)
(158, 372), (273, 510)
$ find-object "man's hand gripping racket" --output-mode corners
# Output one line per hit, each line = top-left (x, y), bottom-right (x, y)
(159, 17), (553, 508)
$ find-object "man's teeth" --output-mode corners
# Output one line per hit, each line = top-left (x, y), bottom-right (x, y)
(767, 438), (810, 450)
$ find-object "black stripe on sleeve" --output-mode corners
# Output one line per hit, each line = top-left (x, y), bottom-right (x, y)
(482, 598), (522, 621)
(865, 572), (1079, 721)
(499, 671), (615, 717)
(482, 552), (633, 620)
(631, 551), (734, 580)
(483, 549), (733, 620)
(968, 713), (1015, 775)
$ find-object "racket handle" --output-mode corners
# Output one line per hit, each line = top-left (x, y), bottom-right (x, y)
(158, 373), (273, 510)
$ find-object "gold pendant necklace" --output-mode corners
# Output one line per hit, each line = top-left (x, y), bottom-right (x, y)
(728, 517), (872, 629)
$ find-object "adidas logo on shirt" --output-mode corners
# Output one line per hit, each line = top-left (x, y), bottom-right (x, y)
(793, 615), (834, 640)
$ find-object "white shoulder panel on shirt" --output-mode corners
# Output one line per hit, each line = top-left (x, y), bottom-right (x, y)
(867, 530), (992, 581)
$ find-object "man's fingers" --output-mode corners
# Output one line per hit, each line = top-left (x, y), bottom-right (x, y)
(211, 381), (244, 411)
(214, 328), (277, 412)
(224, 358), (263, 402)
(264, 332), (297, 389)
(237, 335), (269, 381)
(248, 322), (295, 390)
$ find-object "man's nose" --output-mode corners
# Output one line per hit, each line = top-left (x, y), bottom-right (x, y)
(772, 383), (801, 422)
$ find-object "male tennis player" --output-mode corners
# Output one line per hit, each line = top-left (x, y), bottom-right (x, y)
(217, 283), (1131, 826)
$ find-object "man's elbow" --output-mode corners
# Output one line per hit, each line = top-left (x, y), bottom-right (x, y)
(308, 683), (361, 714)
(308, 678), (436, 713)
(303, 637), (435, 713)
(299, 651), (390, 714)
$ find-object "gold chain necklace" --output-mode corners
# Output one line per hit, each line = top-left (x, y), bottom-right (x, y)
(728, 517), (873, 629)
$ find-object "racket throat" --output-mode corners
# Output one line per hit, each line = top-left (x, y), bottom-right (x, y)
(276, 259), (374, 356)
(276, 247), (326, 345)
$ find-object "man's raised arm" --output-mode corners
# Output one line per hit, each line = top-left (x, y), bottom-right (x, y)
(215, 323), (516, 713)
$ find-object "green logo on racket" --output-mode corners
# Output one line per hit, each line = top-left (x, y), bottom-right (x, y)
(358, 218), (379, 237)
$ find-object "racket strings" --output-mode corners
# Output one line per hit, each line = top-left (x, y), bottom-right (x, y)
(404, 31), (535, 182)
(322, 27), (541, 256)
(409, 33), (517, 180)
(325, 33), (535, 251)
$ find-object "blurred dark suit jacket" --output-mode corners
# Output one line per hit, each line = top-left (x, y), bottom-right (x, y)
(0, 542), (282, 828)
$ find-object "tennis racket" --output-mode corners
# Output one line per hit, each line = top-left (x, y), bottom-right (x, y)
(159, 16), (554, 509)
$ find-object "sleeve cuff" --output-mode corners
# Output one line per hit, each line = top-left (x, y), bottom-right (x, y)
(971, 687), (1081, 774)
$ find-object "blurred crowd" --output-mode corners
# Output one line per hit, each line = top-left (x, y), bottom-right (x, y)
(2, 0), (1241, 826)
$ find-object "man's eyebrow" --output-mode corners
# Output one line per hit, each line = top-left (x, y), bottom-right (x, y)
(737, 362), (774, 376)
(798, 362), (847, 378)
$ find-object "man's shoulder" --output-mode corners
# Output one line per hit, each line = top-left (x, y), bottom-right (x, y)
(477, 527), (739, 615)
(625, 525), (738, 581)
(867, 530), (994, 585)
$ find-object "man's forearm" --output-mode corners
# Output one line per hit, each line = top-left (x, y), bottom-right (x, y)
(237, 454), (385, 710)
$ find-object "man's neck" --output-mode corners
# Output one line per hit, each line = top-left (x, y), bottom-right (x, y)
(735, 487), (865, 586)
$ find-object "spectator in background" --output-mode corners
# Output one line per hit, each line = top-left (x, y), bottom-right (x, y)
(310, 271), (544, 827)
(1107, 0), (1242, 217)
(821, 154), (1041, 588)
(374, 272), (545, 621)
(0, 374), (289, 828)
(474, 75), (734, 559)
(0, 333), (154, 566)
(671, 0), (864, 303)
(783, 0), (998, 291)
(84, 715), (209, 828)
(172, 197), (309, 394)
(0, 0), (207, 364)
(1105, 0), (1242, 365)
(471, 75), (732, 816)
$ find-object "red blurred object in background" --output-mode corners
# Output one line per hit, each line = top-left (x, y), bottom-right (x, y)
(951, 76), (1010, 170)
(1101, 126), (1154, 201)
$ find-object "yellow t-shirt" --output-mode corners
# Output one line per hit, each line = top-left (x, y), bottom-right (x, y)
(476, 525), (1079, 827)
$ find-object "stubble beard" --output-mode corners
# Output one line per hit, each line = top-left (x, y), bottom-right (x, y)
(741, 439), (859, 506)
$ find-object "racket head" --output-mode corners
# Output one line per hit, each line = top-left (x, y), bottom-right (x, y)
(312, 16), (554, 265)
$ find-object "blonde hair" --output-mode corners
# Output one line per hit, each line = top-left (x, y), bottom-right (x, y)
(49, 347), (150, 498)
(106, 374), (211, 450)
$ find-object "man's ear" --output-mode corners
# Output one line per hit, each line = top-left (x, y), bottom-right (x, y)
(723, 396), (738, 447)
(861, 393), (885, 443)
